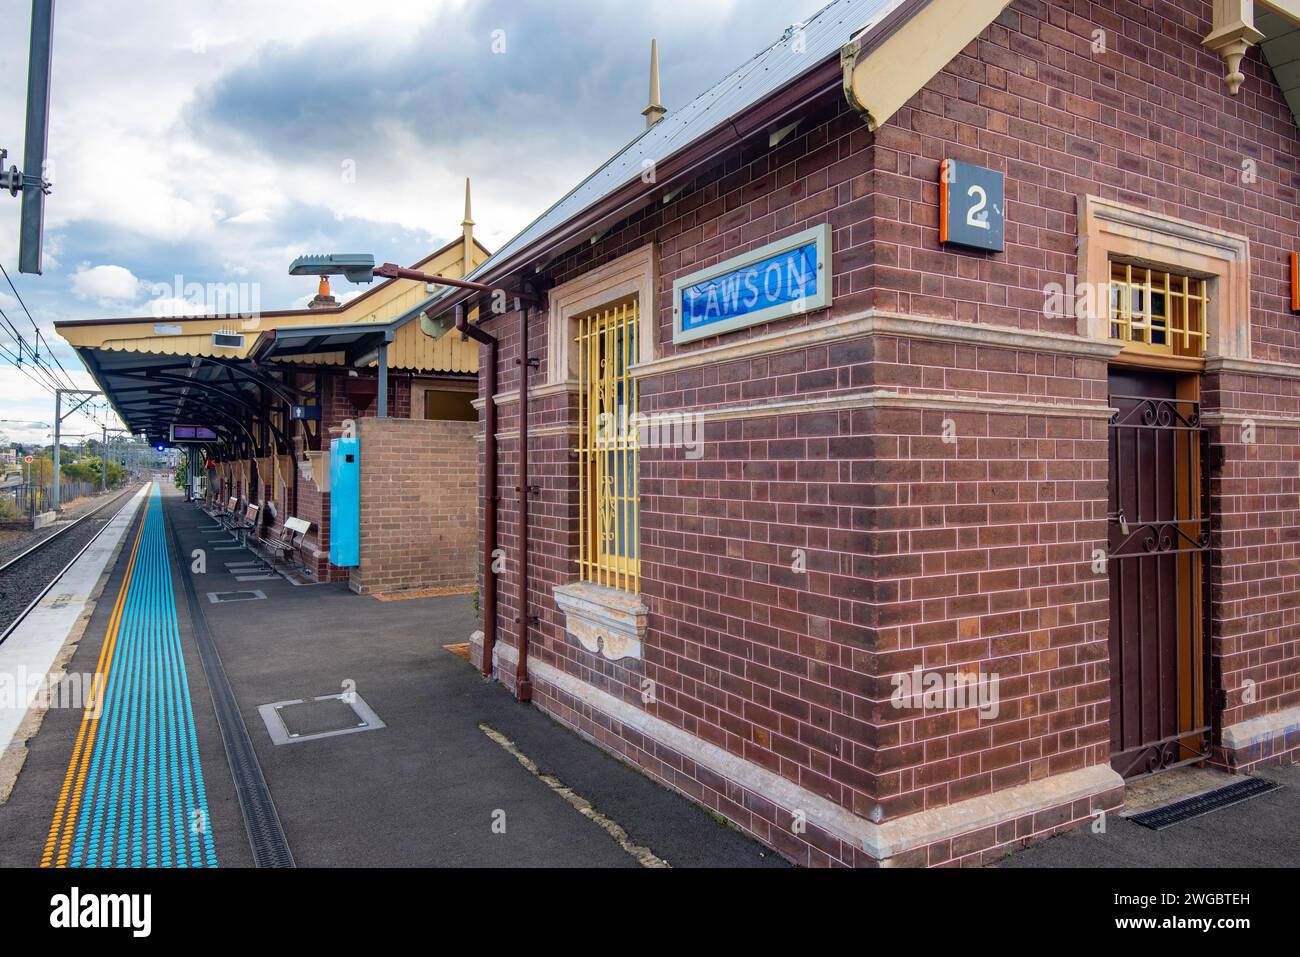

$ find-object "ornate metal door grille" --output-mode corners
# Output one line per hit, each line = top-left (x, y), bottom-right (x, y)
(1107, 381), (1211, 778)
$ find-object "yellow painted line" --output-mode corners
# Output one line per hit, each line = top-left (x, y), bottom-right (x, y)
(478, 722), (670, 868)
(40, 502), (148, 868)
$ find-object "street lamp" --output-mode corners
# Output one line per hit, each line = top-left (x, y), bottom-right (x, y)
(289, 253), (538, 328)
(287, 253), (376, 285)
(288, 251), (540, 419)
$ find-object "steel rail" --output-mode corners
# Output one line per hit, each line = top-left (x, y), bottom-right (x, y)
(0, 483), (143, 644)
(0, 482), (137, 575)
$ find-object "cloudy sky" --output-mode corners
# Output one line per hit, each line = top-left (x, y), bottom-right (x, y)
(0, 0), (830, 447)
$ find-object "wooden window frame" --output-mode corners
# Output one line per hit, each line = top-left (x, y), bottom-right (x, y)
(1079, 195), (1251, 371)
(576, 300), (640, 593)
(546, 244), (657, 390)
(1108, 261), (1210, 360)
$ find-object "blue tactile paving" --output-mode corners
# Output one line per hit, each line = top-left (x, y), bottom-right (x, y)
(66, 483), (218, 868)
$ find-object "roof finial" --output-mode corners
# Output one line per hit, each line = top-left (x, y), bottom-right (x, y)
(461, 177), (475, 274)
(642, 39), (666, 128)
(461, 176), (474, 228)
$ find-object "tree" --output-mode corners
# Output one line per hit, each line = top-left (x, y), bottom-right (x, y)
(27, 455), (54, 487)
(61, 456), (124, 488)
(61, 460), (98, 483)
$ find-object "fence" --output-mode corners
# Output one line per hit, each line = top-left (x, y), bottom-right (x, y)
(0, 480), (112, 521)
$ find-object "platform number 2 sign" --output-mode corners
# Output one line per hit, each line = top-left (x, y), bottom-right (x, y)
(940, 159), (1005, 253)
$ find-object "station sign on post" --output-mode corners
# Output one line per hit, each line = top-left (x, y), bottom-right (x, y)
(940, 158), (1005, 253)
(673, 224), (831, 344)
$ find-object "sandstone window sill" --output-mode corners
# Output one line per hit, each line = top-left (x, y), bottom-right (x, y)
(553, 581), (648, 662)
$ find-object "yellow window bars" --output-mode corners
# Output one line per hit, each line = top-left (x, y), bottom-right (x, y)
(577, 300), (640, 593)
(1109, 262), (1209, 358)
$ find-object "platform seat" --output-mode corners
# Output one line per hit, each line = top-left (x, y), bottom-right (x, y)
(215, 497), (241, 529)
(260, 517), (311, 570)
(229, 503), (259, 543)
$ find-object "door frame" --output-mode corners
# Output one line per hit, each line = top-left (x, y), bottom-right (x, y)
(1106, 367), (1213, 778)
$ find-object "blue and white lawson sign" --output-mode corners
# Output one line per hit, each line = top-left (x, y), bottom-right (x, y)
(673, 224), (832, 344)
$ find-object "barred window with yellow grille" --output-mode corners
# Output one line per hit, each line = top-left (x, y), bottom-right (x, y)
(1109, 261), (1209, 359)
(576, 300), (640, 593)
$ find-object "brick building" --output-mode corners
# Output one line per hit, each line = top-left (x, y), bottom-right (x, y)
(57, 208), (488, 596)
(404, 0), (1300, 866)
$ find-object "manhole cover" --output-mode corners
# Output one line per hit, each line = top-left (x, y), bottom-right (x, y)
(279, 697), (362, 736)
(257, 693), (385, 745)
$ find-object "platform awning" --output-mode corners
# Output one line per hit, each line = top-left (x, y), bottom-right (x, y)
(76, 345), (303, 452)
(249, 323), (394, 366)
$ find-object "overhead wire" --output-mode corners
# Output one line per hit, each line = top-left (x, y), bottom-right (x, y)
(0, 263), (128, 438)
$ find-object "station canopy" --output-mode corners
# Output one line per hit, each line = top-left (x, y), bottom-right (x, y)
(65, 321), (394, 450)
(54, 238), (487, 453)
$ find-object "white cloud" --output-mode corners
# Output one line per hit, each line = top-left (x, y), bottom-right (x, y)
(148, 296), (207, 318)
(225, 208), (271, 225)
(0, 364), (117, 447)
(0, 0), (803, 381)
(69, 263), (145, 306)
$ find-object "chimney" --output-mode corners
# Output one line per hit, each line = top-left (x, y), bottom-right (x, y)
(308, 274), (338, 309)
(641, 39), (666, 128)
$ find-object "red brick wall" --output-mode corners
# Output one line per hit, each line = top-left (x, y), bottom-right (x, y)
(211, 369), (422, 582)
(1203, 372), (1300, 769)
(870, 0), (1300, 769)
(349, 416), (478, 595)
(866, 0), (1300, 355)
(473, 0), (1300, 863)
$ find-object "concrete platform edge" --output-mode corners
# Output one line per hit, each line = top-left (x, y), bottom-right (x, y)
(0, 484), (150, 801)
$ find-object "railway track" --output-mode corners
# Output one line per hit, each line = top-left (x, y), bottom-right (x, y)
(0, 484), (142, 641)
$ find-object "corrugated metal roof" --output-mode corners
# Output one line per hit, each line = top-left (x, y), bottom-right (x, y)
(403, 0), (905, 326)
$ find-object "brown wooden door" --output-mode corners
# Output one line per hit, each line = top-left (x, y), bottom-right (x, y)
(1107, 369), (1210, 778)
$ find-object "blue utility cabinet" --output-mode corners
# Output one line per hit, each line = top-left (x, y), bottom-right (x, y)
(329, 436), (360, 567)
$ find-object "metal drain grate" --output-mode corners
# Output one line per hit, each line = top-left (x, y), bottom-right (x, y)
(206, 590), (267, 603)
(1129, 778), (1282, 830)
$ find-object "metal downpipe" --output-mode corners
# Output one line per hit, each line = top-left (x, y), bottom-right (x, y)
(454, 304), (499, 678)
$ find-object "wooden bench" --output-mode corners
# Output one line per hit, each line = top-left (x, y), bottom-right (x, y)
(260, 517), (311, 569)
